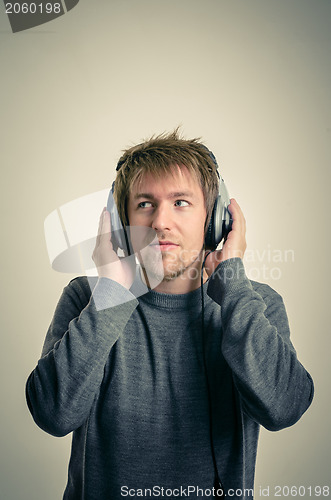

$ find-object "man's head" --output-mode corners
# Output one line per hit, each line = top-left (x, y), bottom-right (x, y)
(113, 129), (220, 292)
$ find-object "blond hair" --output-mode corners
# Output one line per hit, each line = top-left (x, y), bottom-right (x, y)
(114, 129), (219, 230)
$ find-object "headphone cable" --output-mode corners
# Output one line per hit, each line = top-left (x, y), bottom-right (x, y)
(201, 251), (225, 497)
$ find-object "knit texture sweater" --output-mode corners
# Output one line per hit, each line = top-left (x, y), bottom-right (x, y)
(26, 258), (314, 499)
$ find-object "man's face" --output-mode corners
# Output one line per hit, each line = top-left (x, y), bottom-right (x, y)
(127, 166), (207, 291)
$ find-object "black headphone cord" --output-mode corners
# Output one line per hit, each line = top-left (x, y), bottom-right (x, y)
(201, 251), (225, 497)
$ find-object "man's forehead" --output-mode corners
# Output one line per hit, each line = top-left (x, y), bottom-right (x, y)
(130, 165), (201, 194)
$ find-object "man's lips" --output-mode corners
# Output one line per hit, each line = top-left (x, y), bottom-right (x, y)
(150, 240), (179, 251)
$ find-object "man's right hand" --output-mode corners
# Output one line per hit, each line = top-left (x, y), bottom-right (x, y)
(92, 208), (135, 289)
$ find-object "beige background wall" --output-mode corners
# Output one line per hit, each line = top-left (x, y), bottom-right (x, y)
(0, 0), (330, 498)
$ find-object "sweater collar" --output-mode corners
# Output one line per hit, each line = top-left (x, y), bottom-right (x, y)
(137, 281), (209, 310)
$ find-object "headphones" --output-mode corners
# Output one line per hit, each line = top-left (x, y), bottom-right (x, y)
(107, 147), (232, 252)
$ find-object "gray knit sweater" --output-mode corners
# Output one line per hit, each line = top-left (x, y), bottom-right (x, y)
(26, 258), (314, 499)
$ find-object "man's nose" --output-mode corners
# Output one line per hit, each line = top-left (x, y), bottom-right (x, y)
(151, 203), (173, 232)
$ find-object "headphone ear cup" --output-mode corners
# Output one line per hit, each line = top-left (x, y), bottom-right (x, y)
(205, 196), (223, 250)
(205, 179), (233, 251)
(107, 185), (130, 253)
(205, 211), (214, 250)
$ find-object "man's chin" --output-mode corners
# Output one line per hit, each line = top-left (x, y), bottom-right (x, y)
(162, 266), (187, 282)
(138, 250), (203, 286)
(139, 261), (185, 285)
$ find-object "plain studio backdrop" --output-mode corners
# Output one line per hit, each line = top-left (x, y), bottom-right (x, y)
(0, 1), (330, 498)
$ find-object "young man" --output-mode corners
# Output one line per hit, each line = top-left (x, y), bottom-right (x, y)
(26, 131), (314, 499)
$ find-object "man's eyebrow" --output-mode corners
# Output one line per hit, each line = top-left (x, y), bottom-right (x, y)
(133, 191), (196, 200)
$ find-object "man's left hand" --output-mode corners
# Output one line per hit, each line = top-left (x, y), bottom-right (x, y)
(204, 198), (247, 277)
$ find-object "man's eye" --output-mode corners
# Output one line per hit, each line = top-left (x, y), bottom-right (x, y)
(174, 200), (189, 207)
(138, 201), (153, 208)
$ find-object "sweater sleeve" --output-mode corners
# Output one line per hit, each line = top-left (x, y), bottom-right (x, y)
(26, 277), (138, 437)
(207, 258), (314, 431)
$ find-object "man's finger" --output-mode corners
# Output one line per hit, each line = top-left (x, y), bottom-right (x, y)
(228, 198), (246, 232)
(97, 208), (112, 247)
(95, 208), (106, 247)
